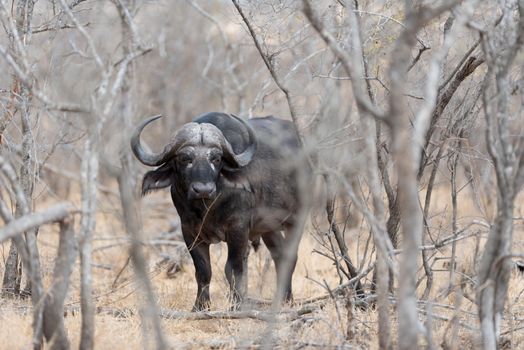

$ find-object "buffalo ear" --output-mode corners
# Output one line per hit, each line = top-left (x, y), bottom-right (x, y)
(141, 164), (172, 196)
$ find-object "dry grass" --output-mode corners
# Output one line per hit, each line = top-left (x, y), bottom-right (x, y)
(1, 184), (524, 349)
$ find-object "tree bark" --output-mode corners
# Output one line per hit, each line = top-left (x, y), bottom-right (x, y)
(476, 2), (523, 346)
(387, 3), (461, 348)
(79, 137), (98, 350)
(43, 217), (76, 350)
(114, 2), (167, 348)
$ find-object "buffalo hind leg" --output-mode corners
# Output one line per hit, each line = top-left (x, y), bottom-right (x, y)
(225, 233), (249, 310)
(262, 231), (297, 304)
(187, 243), (212, 311)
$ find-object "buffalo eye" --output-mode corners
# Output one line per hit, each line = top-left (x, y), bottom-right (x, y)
(177, 154), (193, 166)
(210, 154), (221, 166)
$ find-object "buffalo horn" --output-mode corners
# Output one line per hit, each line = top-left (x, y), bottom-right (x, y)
(221, 114), (257, 170)
(130, 115), (177, 166)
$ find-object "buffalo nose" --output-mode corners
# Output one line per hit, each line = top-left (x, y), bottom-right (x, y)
(191, 182), (216, 198)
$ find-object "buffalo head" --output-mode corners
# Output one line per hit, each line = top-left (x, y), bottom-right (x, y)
(130, 114), (257, 200)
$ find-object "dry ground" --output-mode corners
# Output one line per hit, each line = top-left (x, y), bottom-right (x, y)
(1, 185), (524, 349)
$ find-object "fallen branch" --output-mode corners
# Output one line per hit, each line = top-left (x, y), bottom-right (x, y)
(159, 303), (320, 322)
(169, 339), (353, 349)
(299, 263), (377, 307)
(60, 303), (322, 322)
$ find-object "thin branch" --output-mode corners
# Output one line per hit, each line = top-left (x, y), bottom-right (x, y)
(58, 0), (105, 69)
(231, 0), (300, 126)
(0, 44), (88, 112)
(31, 22), (90, 34)
(302, 0), (386, 122)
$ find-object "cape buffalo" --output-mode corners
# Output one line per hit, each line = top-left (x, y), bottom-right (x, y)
(131, 112), (310, 311)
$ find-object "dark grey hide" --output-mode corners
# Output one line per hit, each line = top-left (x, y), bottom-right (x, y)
(131, 112), (310, 311)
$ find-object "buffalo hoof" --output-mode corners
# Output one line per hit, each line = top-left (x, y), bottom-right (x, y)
(229, 298), (245, 311)
(229, 304), (240, 312)
(230, 296), (257, 311)
(271, 291), (294, 308)
(228, 290), (247, 311)
(192, 301), (211, 312)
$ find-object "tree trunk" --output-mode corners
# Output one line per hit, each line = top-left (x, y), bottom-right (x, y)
(477, 202), (514, 349)
(117, 159), (167, 350)
(114, 3), (167, 347)
(2, 242), (22, 297)
(79, 137), (99, 350)
(476, 2), (523, 346)
(43, 218), (76, 350)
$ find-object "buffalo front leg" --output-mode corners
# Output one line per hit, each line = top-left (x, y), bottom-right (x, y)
(262, 231), (295, 303)
(225, 233), (249, 310)
(186, 242), (212, 311)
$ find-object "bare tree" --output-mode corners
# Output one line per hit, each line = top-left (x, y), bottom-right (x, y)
(1, 0), (38, 300)
(476, 1), (524, 348)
